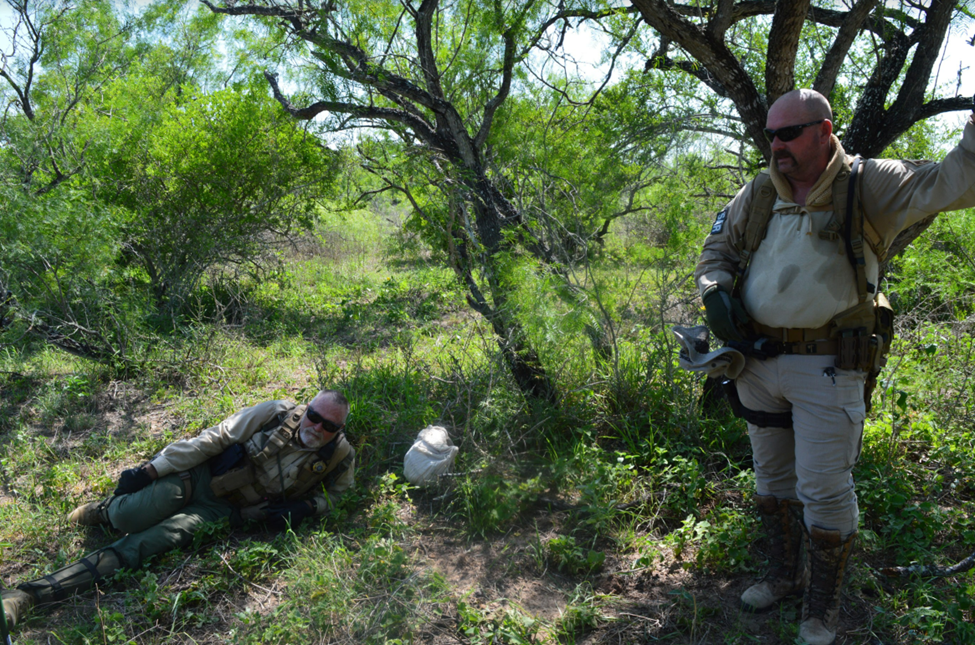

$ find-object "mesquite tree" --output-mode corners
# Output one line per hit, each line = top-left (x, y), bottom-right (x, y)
(202, 0), (640, 402)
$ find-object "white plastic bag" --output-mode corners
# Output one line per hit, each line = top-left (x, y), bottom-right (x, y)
(403, 425), (459, 486)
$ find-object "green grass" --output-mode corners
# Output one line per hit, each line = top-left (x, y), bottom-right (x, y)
(1, 202), (974, 644)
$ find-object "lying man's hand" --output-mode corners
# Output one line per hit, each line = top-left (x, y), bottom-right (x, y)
(114, 465), (155, 496)
(265, 501), (315, 531)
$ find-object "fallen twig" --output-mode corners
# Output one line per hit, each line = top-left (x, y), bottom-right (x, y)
(880, 549), (975, 578)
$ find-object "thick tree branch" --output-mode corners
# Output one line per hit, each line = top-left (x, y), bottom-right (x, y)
(475, 30), (515, 151)
(814, 0), (879, 99)
(706, 0), (736, 41)
(765, 0), (811, 104)
(263, 71), (445, 152)
(415, 0), (446, 103)
(884, 0), (956, 130)
(631, 0), (770, 159)
(664, 1), (892, 37)
(913, 95), (974, 120)
(846, 0), (956, 156)
(646, 40), (727, 95)
(198, 0), (304, 20)
(0, 68), (34, 120)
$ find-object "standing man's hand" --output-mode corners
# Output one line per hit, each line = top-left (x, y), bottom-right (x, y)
(702, 284), (751, 342)
(114, 464), (157, 495)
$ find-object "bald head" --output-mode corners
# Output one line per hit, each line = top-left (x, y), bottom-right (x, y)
(769, 89), (832, 124)
(764, 89), (835, 199)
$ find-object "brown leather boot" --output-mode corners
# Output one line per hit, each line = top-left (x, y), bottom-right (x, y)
(741, 494), (806, 612)
(799, 526), (857, 645)
(1, 588), (34, 628)
(66, 496), (115, 526)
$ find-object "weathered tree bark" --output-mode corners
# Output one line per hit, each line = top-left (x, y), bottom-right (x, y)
(630, 0), (972, 255)
(203, 0), (559, 403)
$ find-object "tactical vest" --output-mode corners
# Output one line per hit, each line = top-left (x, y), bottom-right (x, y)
(209, 404), (354, 507)
(735, 158), (894, 411)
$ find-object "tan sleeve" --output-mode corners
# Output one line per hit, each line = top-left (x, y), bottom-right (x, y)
(150, 399), (295, 477)
(861, 116), (975, 248)
(695, 177), (762, 297)
(309, 452), (356, 515)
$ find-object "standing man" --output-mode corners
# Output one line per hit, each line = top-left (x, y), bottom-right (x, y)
(1, 389), (354, 628)
(697, 89), (975, 645)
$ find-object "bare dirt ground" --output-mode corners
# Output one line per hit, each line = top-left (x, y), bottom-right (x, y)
(400, 508), (882, 644)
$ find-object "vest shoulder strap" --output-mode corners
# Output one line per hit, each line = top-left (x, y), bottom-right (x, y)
(252, 404), (305, 467)
(840, 157), (875, 303)
(736, 172), (777, 281)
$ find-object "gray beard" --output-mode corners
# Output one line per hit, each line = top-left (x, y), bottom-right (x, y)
(299, 427), (326, 449)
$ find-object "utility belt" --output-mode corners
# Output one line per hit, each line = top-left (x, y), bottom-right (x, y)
(746, 294), (893, 371)
(726, 294), (895, 422)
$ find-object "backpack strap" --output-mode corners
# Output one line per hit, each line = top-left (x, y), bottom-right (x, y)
(840, 157), (874, 303)
(734, 172), (777, 294)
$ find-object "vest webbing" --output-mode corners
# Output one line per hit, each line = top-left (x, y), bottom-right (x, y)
(734, 158), (880, 307)
(252, 404), (306, 467)
(290, 435), (354, 500)
(213, 411), (353, 506)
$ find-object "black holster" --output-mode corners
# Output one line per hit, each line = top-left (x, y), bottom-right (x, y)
(721, 379), (793, 428)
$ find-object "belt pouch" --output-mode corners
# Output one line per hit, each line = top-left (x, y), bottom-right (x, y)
(837, 332), (859, 370)
(210, 458), (255, 497)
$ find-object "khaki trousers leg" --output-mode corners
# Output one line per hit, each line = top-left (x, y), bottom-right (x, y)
(105, 464), (234, 568)
(737, 354), (865, 536)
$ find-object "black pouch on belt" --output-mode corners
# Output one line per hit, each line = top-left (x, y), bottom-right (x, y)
(210, 444), (245, 476)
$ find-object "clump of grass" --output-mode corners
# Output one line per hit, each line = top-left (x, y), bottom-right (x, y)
(232, 531), (451, 645)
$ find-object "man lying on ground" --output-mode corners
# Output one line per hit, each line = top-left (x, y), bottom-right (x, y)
(1, 389), (354, 627)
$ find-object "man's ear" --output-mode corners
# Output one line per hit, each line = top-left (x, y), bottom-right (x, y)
(820, 119), (833, 140)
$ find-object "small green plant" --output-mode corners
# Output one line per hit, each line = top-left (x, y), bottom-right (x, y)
(546, 534), (605, 576)
(366, 472), (413, 536)
(229, 539), (283, 580)
(657, 452), (711, 520)
(232, 607), (312, 645)
(553, 584), (610, 642)
(458, 472), (545, 537)
(663, 507), (753, 573)
(458, 600), (541, 645)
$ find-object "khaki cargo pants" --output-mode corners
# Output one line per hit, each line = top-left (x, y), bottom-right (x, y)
(106, 464), (235, 569)
(737, 353), (866, 536)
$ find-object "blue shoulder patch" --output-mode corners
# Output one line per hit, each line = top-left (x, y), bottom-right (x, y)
(710, 209), (728, 235)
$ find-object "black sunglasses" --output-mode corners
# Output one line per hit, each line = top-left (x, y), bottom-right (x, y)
(763, 119), (825, 143)
(305, 407), (344, 433)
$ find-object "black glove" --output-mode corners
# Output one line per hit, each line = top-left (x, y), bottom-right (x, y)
(114, 465), (154, 495)
(265, 501), (315, 531)
(702, 284), (751, 342)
